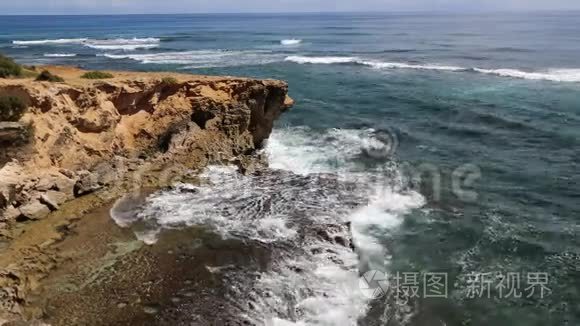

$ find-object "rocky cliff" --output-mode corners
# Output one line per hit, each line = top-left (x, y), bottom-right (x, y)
(0, 68), (292, 321)
(0, 67), (292, 232)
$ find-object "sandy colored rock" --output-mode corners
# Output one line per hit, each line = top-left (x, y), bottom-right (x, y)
(18, 201), (50, 221)
(39, 191), (68, 211)
(0, 66), (291, 224)
(0, 65), (293, 322)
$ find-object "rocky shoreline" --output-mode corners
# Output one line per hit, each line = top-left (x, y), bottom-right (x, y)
(0, 66), (293, 324)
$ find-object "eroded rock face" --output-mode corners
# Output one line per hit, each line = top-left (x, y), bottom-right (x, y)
(0, 69), (292, 235)
(0, 122), (28, 145)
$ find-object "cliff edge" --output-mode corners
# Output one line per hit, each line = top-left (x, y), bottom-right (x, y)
(0, 66), (292, 321)
(0, 66), (292, 228)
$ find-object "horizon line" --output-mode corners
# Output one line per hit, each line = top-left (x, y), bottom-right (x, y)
(1, 9), (579, 16)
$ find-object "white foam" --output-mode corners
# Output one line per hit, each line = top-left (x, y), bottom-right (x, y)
(265, 126), (392, 175)
(473, 67), (580, 82)
(83, 38), (160, 50)
(364, 60), (464, 71)
(285, 56), (359, 65)
(350, 188), (425, 271)
(13, 37), (160, 51)
(43, 53), (77, 57)
(254, 189), (424, 326)
(133, 166), (299, 244)
(104, 49), (279, 68)
(111, 162), (383, 325)
(13, 38), (88, 45)
(285, 55), (580, 82)
(110, 126), (425, 324)
(257, 245), (368, 326)
(285, 55), (463, 71)
(281, 39), (302, 46)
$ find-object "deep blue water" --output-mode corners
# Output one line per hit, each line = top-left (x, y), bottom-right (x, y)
(1, 13), (579, 326)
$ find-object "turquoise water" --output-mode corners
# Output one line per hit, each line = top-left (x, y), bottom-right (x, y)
(2, 13), (579, 325)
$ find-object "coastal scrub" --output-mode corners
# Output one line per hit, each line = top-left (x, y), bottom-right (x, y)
(0, 95), (26, 121)
(0, 53), (22, 78)
(81, 71), (114, 79)
(36, 70), (65, 82)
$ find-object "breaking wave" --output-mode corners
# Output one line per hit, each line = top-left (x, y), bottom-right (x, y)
(13, 37), (160, 51)
(13, 38), (88, 45)
(472, 67), (580, 82)
(83, 38), (160, 50)
(103, 49), (280, 68)
(265, 126), (397, 175)
(281, 39), (302, 46)
(285, 55), (580, 82)
(43, 53), (77, 57)
(110, 125), (424, 325)
(285, 56), (362, 65)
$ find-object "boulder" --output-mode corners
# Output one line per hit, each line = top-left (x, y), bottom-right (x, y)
(74, 171), (102, 197)
(39, 191), (68, 211)
(1, 206), (20, 222)
(18, 200), (50, 221)
(35, 173), (75, 199)
(0, 163), (23, 209)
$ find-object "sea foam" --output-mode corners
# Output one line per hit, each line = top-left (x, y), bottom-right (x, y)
(83, 38), (161, 50)
(285, 55), (580, 82)
(263, 126), (424, 324)
(43, 53), (77, 57)
(104, 49), (279, 68)
(13, 38), (88, 45)
(13, 37), (160, 51)
(473, 68), (580, 82)
(110, 124), (424, 325)
(281, 39), (302, 46)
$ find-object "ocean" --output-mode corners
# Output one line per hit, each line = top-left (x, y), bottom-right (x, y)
(1, 12), (579, 325)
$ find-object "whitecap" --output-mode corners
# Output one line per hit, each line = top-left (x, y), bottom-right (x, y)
(13, 37), (160, 51)
(265, 126), (393, 175)
(13, 38), (88, 45)
(285, 55), (580, 82)
(285, 55), (359, 65)
(350, 187), (425, 271)
(281, 39), (302, 46)
(473, 67), (580, 82)
(363, 60), (464, 71)
(285, 55), (463, 71)
(43, 53), (77, 57)
(83, 38), (160, 50)
(104, 49), (279, 68)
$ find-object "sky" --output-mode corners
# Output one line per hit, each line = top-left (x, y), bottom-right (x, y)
(3, 0), (580, 15)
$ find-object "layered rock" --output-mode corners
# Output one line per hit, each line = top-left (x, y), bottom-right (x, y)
(0, 67), (292, 322)
(0, 66), (292, 236)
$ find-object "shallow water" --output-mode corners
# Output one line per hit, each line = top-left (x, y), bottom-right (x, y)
(2, 12), (579, 325)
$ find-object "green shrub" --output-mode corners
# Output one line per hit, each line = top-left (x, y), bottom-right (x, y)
(35, 70), (64, 82)
(81, 71), (114, 79)
(161, 77), (178, 85)
(21, 69), (39, 78)
(0, 54), (22, 78)
(0, 96), (26, 121)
